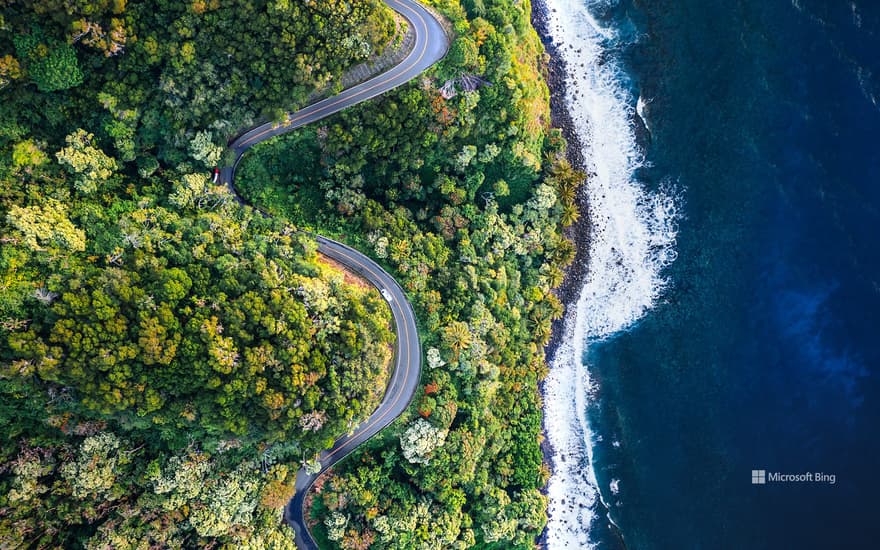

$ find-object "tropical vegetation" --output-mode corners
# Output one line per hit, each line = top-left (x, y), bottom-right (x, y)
(0, 0), (582, 547)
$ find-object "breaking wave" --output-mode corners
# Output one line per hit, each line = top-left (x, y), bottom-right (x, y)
(541, 0), (679, 546)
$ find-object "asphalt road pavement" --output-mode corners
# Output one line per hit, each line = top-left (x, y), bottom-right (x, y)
(220, 0), (448, 186)
(284, 237), (422, 549)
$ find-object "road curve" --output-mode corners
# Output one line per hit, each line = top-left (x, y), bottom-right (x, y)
(286, 237), (422, 549)
(220, 0), (449, 185)
(219, 1), (447, 548)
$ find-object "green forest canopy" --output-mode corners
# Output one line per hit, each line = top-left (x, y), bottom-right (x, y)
(1, 1), (399, 547)
(0, 0), (584, 548)
(235, 0), (585, 547)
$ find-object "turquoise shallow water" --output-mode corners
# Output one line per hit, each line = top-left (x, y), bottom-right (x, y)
(576, 0), (880, 548)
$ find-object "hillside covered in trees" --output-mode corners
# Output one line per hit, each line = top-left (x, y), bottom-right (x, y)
(0, 0), (582, 548)
(0, 1), (399, 547)
(237, 0), (583, 547)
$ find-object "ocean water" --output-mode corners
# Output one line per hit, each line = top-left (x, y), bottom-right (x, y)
(543, 0), (880, 548)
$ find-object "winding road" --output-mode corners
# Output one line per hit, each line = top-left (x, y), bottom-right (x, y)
(287, 237), (422, 549)
(221, 0), (449, 186)
(219, 1), (448, 548)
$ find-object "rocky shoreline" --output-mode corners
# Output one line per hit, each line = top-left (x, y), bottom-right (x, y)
(531, 0), (593, 546)
(532, 0), (592, 360)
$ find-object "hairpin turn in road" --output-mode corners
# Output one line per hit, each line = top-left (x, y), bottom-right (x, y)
(218, 1), (448, 547)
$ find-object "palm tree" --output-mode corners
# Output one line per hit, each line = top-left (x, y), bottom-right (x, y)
(443, 321), (472, 359)
(542, 265), (565, 289)
(560, 203), (580, 227)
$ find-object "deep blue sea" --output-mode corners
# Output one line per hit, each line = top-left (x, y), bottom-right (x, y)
(571, 0), (880, 548)
(586, 0), (880, 549)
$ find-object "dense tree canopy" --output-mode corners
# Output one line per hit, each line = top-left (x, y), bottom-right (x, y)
(0, 0), (400, 546)
(13, 28), (84, 92)
(235, 0), (584, 547)
(0, 0), (582, 547)
(0, 160), (396, 545)
(2, 0), (398, 165)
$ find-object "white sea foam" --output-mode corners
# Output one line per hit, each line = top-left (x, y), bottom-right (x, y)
(610, 478), (620, 495)
(636, 94), (651, 132)
(542, 0), (679, 547)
